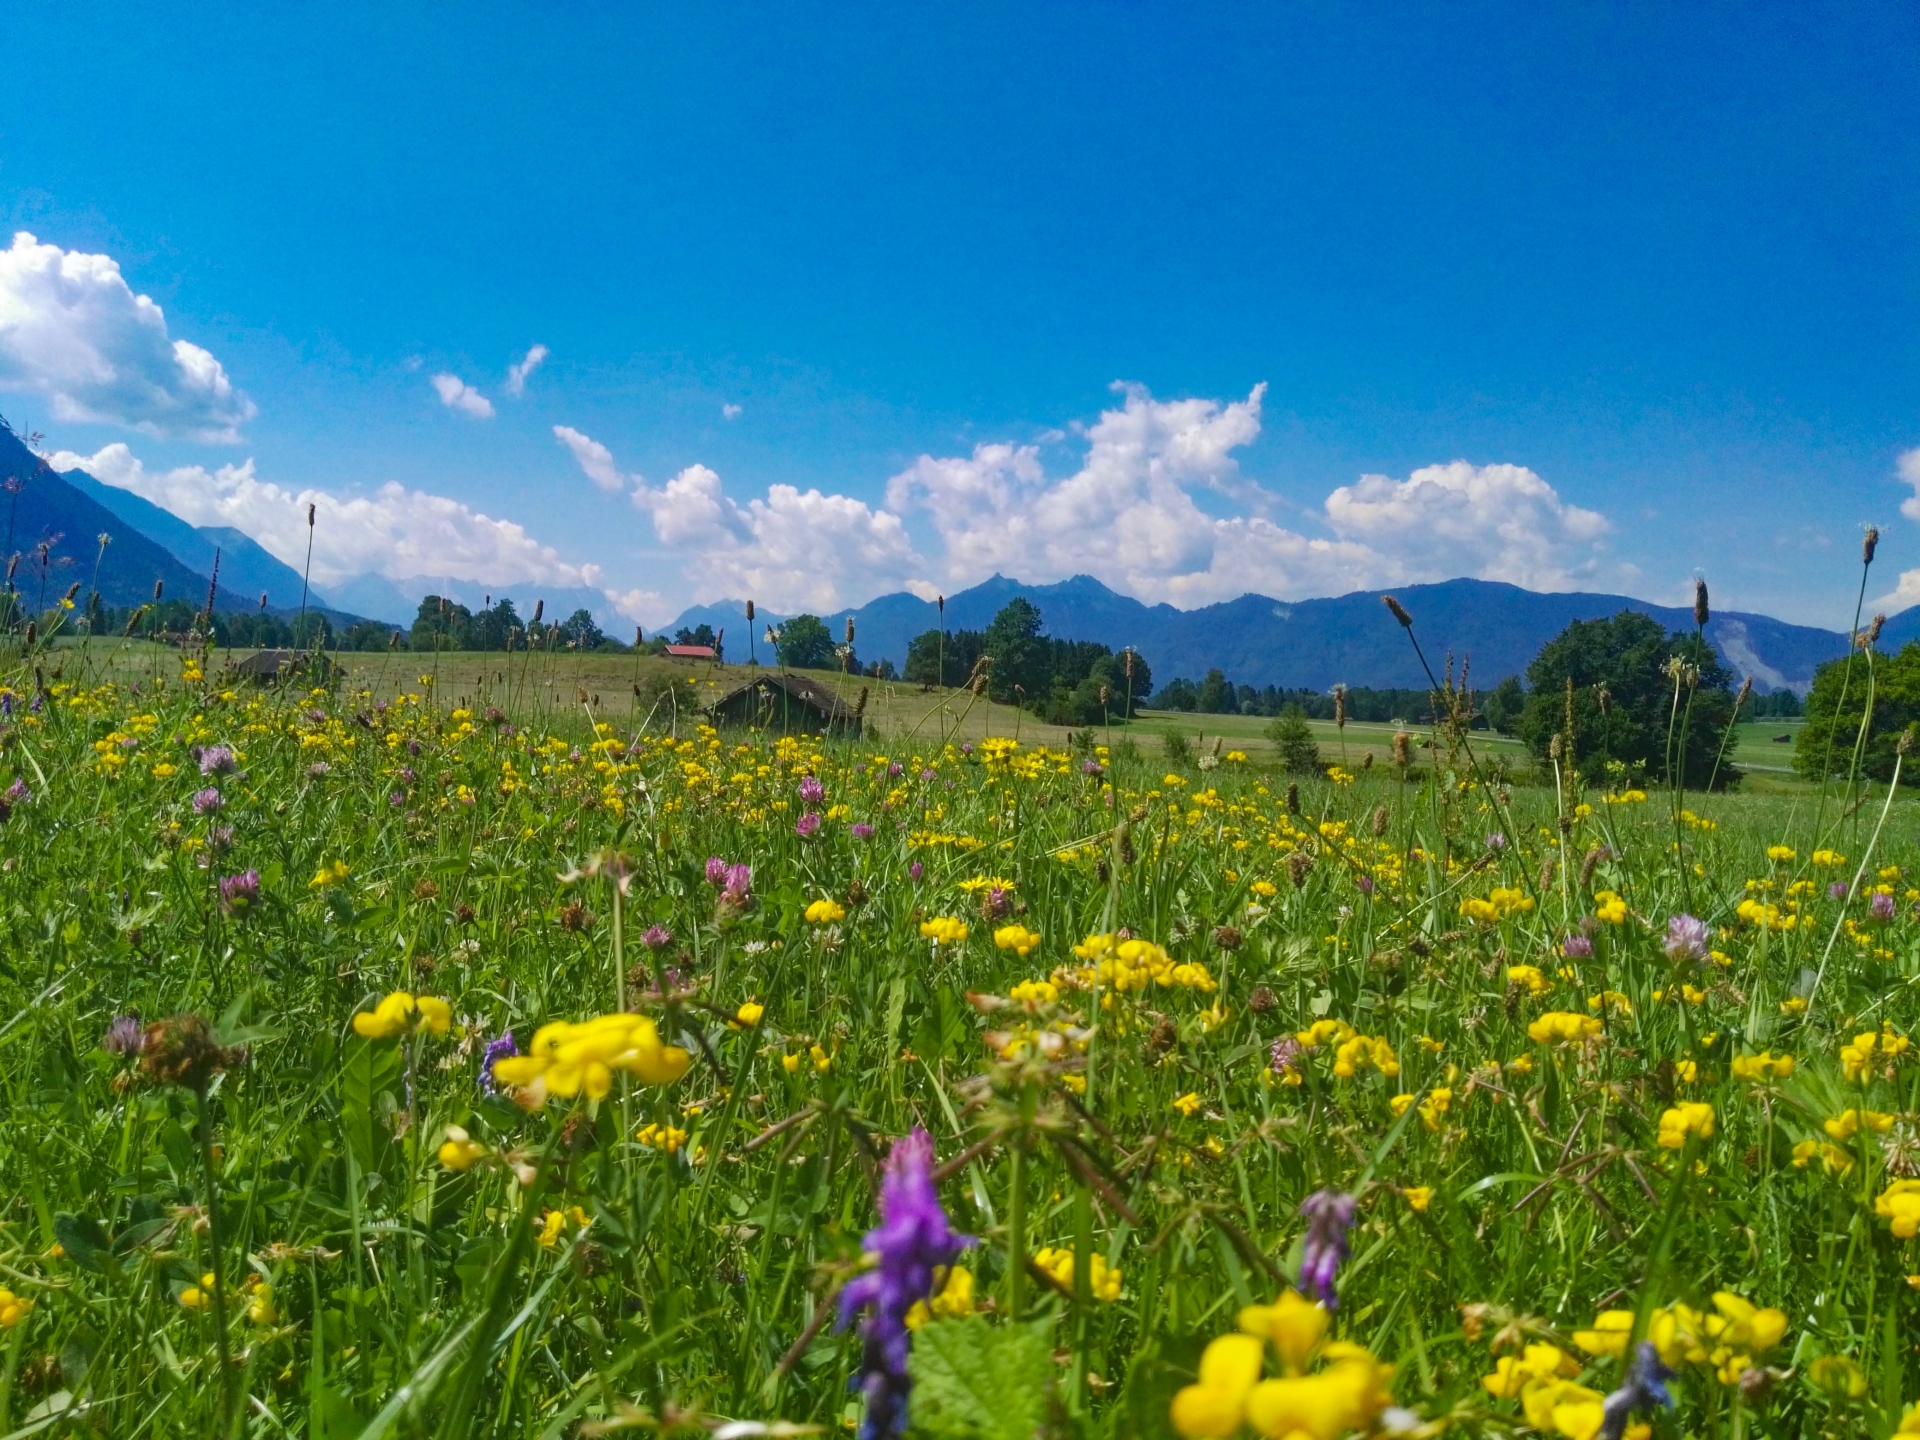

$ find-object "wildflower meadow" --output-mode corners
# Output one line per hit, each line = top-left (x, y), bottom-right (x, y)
(3, 605), (1920, 1440)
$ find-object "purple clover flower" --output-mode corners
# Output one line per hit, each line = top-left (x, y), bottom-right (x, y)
(6, 777), (30, 805)
(887, 761), (904, 777)
(1355, 874), (1375, 895)
(837, 1129), (972, 1440)
(798, 775), (826, 804)
(909, 861), (924, 881)
(191, 787), (224, 815)
(1663, 914), (1710, 963)
(1872, 891), (1897, 921)
(920, 768), (935, 782)
(1563, 934), (1594, 959)
(198, 745), (238, 776)
(1269, 1036), (1301, 1076)
(1828, 881), (1850, 900)
(723, 863), (751, 897)
(981, 886), (1011, 921)
(706, 856), (730, 885)
(207, 825), (234, 851)
(851, 822), (876, 840)
(218, 870), (261, 917)
(103, 1014), (144, 1056)
(642, 925), (673, 950)
(1298, 1189), (1357, 1309)
(1486, 832), (1507, 851)
(795, 811), (822, 838)
(479, 1031), (518, 1094)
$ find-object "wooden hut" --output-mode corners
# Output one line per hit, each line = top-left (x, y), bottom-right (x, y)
(704, 672), (863, 738)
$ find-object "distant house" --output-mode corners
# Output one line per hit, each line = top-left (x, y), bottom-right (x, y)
(705, 672), (864, 738)
(664, 644), (717, 661)
(233, 649), (301, 680)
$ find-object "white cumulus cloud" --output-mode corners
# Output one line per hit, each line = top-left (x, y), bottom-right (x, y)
(1897, 446), (1920, 522)
(504, 344), (547, 398)
(552, 424), (626, 492)
(1322, 460), (1611, 590)
(0, 231), (255, 441)
(722, 403), (742, 420)
(430, 373), (494, 419)
(50, 442), (597, 591)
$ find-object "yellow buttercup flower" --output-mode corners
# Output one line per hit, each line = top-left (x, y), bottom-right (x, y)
(309, 858), (351, 889)
(1238, 1290), (1329, 1375)
(1172, 1091), (1202, 1117)
(1825, 1108), (1895, 1142)
(1729, 1051), (1794, 1082)
(1401, 1186), (1432, 1213)
(178, 1272), (219, 1309)
(1528, 1011), (1602, 1047)
(0, 1287), (33, 1327)
(1034, 1246), (1122, 1301)
(1877, 1179), (1920, 1238)
(1573, 1310), (1635, 1358)
(920, 916), (969, 945)
(906, 1264), (977, 1329)
(804, 897), (846, 924)
(734, 1001), (765, 1027)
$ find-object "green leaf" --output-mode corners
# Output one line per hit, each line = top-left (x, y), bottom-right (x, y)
(908, 1315), (1053, 1440)
(339, 1038), (404, 1171)
(52, 1213), (114, 1275)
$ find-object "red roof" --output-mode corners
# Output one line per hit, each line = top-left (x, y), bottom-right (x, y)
(665, 644), (716, 659)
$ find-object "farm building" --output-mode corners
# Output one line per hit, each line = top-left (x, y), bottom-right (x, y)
(663, 644), (717, 661)
(704, 672), (864, 738)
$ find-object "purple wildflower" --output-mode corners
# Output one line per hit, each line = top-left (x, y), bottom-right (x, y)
(389, 791), (406, 807)
(920, 768), (935, 782)
(852, 822), (876, 840)
(887, 761), (904, 777)
(218, 869), (261, 917)
(191, 787), (224, 815)
(206, 825), (234, 851)
(724, 863), (751, 897)
(1563, 934), (1594, 959)
(641, 925), (674, 950)
(909, 861), (924, 881)
(479, 1031), (518, 1094)
(1082, 759), (1105, 775)
(798, 775), (826, 804)
(980, 886), (1012, 921)
(1828, 881), (1850, 900)
(837, 1129), (972, 1440)
(198, 745), (238, 776)
(1355, 874), (1375, 895)
(1269, 1036), (1301, 1076)
(7, 777), (30, 805)
(103, 1014), (145, 1056)
(398, 766), (416, 784)
(1600, 1342), (1674, 1440)
(960, 743), (973, 756)
(795, 811), (823, 838)
(307, 761), (331, 779)
(1486, 832), (1507, 851)
(1663, 914), (1710, 962)
(1872, 891), (1897, 921)
(1298, 1189), (1357, 1308)
(706, 856), (730, 886)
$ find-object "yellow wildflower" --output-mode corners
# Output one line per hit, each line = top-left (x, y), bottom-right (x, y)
(1657, 1102), (1715, 1149)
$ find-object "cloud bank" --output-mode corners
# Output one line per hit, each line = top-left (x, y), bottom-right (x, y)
(557, 381), (1616, 614)
(430, 373), (494, 418)
(0, 231), (255, 441)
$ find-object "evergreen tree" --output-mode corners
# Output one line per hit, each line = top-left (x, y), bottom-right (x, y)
(1265, 704), (1323, 774)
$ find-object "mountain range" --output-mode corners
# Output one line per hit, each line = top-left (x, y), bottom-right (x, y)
(669, 573), (1902, 696)
(1, 415), (1896, 693)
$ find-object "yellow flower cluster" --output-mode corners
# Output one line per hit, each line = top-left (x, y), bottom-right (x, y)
(490, 1013), (691, 1105)
(1825, 1108), (1895, 1141)
(1071, 934), (1215, 993)
(1390, 1087), (1452, 1131)
(1841, 1024), (1910, 1081)
(920, 916), (968, 944)
(993, 924), (1042, 957)
(1172, 1291), (1393, 1440)
(805, 898), (847, 924)
(1480, 1342), (1603, 1438)
(1734, 896), (1797, 931)
(1008, 978), (1058, 1005)
(352, 991), (452, 1041)
(1459, 886), (1534, 925)
(437, 1124), (488, 1170)
(1292, 1019), (1399, 1079)
(1642, 1294), (1790, 1384)
(1811, 848), (1847, 867)
(1034, 1246), (1122, 1301)
(1729, 1051), (1794, 1082)
(1877, 1179), (1920, 1237)
(635, 1123), (690, 1152)
(1656, 1102), (1715, 1148)
(1592, 890), (1628, 924)
(905, 1265), (975, 1329)
(1527, 1011), (1601, 1047)
(1505, 964), (1551, 997)
(309, 858), (351, 889)
(0, 1287), (32, 1327)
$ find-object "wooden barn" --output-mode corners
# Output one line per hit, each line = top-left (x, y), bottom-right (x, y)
(704, 672), (864, 738)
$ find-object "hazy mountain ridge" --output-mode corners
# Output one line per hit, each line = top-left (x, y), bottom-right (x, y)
(669, 574), (1860, 695)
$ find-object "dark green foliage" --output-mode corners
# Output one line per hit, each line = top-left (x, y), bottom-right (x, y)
(1516, 610), (1740, 789)
(1794, 641), (1920, 784)
(774, 614), (836, 670)
(1194, 668), (1236, 714)
(905, 603), (1149, 721)
(983, 598), (1047, 703)
(1484, 675), (1525, 734)
(1265, 703), (1323, 773)
(909, 1317), (1054, 1440)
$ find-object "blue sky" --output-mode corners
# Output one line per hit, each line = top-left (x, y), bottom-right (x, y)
(0, 2), (1914, 627)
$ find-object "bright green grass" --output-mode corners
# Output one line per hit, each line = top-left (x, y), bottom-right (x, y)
(0, 647), (1916, 1438)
